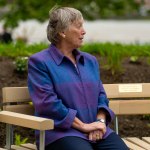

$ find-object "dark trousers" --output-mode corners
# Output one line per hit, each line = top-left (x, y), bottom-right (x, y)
(45, 132), (129, 150)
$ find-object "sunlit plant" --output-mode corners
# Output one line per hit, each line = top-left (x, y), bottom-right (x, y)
(15, 134), (28, 146)
(14, 56), (28, 73)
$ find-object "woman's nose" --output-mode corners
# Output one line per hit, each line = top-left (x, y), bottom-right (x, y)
(82, 28), (86, 35)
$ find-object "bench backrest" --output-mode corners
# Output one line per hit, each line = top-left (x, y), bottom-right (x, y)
(104, 83), (150, 115)
(2, 83), (150, 115)
(2, 87), (34, 115)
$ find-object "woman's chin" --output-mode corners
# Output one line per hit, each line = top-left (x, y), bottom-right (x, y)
(77, 42), (83, 48)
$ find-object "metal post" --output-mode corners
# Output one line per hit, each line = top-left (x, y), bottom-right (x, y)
(114, 116), (119, 134)
(39, 130), (45, 150)
(6, 124), (13, 150)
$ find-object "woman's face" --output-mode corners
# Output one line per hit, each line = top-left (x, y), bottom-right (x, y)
(63, 19), (86, 49)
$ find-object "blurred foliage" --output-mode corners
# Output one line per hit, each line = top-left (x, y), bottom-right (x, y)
(14, 56), (28, 73)
(0, 0), (144, 28)
(142, 114), (150, 120)
(0, 0), (7, 5)
(0, 42), (150, 74)
(15, 134), (28, 146)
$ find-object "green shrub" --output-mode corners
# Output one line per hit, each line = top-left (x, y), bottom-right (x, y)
(14, 56), (28, 73)
(130, 56), (139, 63)
(1, 42), (150, 74)
(143, 115), (150, 120)
(15, 134), (28, 146)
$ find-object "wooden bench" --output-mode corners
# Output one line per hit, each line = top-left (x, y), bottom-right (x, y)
(104, 83), (150, 150)
(0, 83), (150, 150)
(0, 87), (54, 150)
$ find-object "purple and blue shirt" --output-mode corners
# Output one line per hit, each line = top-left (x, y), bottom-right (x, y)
(28, 44), (115, 147)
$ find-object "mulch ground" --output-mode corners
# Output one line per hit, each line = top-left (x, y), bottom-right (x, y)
(0, 56), (150, 147)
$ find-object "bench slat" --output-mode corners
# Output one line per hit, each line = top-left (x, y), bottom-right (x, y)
(21, 143), (37, 150)
(11, 145), (31, 150)
(2, 87), (29, 103)
(122, 139), (145, 150)
(0, 111), (54, 130)
(109, 101), (120, 114)
(142, 137), (150, 144)
(104, 83), (150, 98)
(126, 137), (150, 150)
(119, 100), (150, 115)
(110, 100), (150, 115)
(3, 105), (34, 115)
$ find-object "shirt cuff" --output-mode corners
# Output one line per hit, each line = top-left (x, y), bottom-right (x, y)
(55, 108), (77, 129)
(97, 105), (115, 126)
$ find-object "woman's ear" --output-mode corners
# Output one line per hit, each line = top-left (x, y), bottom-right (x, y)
(59, 32), (66, 38)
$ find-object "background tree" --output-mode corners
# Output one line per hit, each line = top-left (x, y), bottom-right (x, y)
(0, 0), (144, 28)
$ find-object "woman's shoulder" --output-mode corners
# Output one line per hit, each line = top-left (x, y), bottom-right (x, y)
(29, 48), (51, 61)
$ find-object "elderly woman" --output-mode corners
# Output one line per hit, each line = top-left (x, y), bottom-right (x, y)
(28, 7), (128, 150)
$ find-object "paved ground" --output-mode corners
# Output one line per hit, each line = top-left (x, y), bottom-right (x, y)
(1, 20), (150, 44)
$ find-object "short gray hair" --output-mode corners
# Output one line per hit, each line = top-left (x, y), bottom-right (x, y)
(47, 6), (83, 45)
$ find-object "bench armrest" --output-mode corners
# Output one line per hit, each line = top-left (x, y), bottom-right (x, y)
(0, 111), (54, 130)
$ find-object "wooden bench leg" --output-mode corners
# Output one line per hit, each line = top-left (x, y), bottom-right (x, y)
(6, 124), (13, 150)
(114, 116), (119, 134)
(39, 130), (45, 150)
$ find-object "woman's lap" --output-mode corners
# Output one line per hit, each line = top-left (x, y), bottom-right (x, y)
(45, 136), (93, 150)
(93, 132), (129, 150)
(45, 132), (129, 150)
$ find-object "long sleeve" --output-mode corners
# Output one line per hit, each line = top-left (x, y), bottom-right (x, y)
(28, 56), (77, 129)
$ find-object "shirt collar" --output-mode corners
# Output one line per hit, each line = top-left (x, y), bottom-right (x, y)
(48, 44), (84, 65)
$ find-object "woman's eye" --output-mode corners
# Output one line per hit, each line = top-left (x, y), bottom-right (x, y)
(78, 24), (82, 28)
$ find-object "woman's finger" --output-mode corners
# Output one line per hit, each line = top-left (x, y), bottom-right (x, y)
(89, 132), (93, 141)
